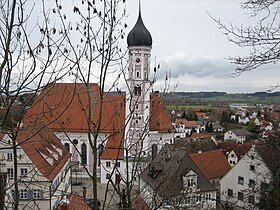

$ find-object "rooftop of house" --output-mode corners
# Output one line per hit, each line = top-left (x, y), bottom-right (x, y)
(230, 128), (252, 136)
(190, 149), (231, 180)
(1, 121), (70, 181)
(56, 192), (92, 210)
(191, 132), (213, 139)
(140, 144), (216, 198)
(219, 141), (252, 159)
(174, 138), (217, 154)
(175, 119), (197, 127)
(132, 195), (151, 210)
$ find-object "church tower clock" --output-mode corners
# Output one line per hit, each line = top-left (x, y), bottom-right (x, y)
(125, 7), (152, 156)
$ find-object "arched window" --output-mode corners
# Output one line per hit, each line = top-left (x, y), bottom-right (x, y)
(81, 143), (87, 165)
(64, 143), (70, 152)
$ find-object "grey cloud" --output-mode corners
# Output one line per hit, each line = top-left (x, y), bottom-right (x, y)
(156, 52), (233, 80)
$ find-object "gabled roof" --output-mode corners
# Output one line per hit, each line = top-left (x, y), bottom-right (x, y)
(190, 149), (231, 179)
(174, 138), (217, 154)
(24, 83), (173, 134)
(175, 119), (197, 127)
(4, 122), (70, 181)
(150, 95), (174, 132)
(231, 128), (252, 136)
(140, 145), (216, 198)
(24, 83), (125, 133)
(219, 141), (252, 159)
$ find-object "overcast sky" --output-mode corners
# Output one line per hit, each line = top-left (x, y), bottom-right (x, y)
(122, 0), (280, 93)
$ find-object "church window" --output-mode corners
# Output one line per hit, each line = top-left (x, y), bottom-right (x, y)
(144, 71), (147, 79)
(134, 86), (141, 96)
(136, 71), (140, 78)
(81, 143), (87, 164)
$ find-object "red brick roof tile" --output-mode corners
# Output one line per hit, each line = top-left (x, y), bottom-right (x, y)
(13, 122), (70, 181)
(56, 193), (91, 210)
(100, 132), (123, 160)
(190, 149), (230, 179)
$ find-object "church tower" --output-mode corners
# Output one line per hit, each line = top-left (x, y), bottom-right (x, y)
(125, 6), (152, 156)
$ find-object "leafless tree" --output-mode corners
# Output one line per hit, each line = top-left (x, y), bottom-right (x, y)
(211, 0), (280, 77)
(0, 0), (71, 209)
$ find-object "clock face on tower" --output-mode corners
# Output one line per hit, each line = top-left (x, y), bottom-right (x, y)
(136, 57), (141, 63)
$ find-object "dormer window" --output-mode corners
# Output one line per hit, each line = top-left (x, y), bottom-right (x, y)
(183, 170), (198, 190)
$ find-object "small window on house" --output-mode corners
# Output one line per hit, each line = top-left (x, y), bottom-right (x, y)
(115, 173), (121, 184)
(106, 173), (110, 179)
(206, 193), (211, 201)
(20, 189), (27, 199)
(249, 179), (255, 188)
(7, 153), (13, 161)
(106, 161), (111, 168)
(20, 168), (28, 177)
(64, 143), (70, 152)
(33, 189), (41, 199)
(251, 155), (254, 160)
(238, 176), (244, 185)
(248, 195), (255, 204)
(227, 189), (233, 197)
(135, 104), (139, 110)
(237, 192), (244, 201)
(7, 168), (13, 179)
(187, 178), (194, 187)
(250, 165), (255, 171)
(81, 143), (87, 165)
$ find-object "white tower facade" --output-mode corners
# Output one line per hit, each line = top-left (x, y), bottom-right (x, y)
(125, 9), (153, 157)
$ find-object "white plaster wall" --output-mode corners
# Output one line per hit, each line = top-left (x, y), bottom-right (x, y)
(220, 147), (271, 209)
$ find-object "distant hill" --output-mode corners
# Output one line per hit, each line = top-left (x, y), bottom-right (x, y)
(162, 91), (280, 98)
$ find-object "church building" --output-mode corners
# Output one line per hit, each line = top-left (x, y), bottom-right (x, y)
(23, 7), (174, 185)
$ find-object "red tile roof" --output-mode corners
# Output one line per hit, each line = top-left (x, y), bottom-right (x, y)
(56, 193), (91, 210)
(100, 132), (123, 160)
(6, 122), (71, 181)
(24, 83), (173, 134)
(175, 119), (197, 127)
(219, 141), (252, 159)
(24, 83), (126, 133)
(190, 149), (230, 179)
(150, 95), (174, 132)
(191, 132), (212, 139)
(132, 195), (151, 210)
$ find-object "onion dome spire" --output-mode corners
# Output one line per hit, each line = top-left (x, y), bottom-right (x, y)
(127, 2), (152, 47)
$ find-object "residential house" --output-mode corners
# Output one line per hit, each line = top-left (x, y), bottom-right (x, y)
(212, 121), (224, 132)
(190, 149), (231, 189)
(0, 122), (71, 210)
(140, 145), (217, 210)
(224, 129), (252, 144)
(174, 119), (198, 137)
(220, 144), (280, 209)
(219, 141), (252, 167)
